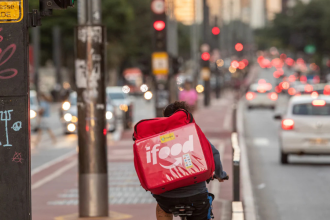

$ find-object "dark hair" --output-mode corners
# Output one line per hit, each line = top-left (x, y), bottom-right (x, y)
(163, 101), (191, 117)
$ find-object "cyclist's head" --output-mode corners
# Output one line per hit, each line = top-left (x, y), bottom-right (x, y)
(163, 101), (191, 117)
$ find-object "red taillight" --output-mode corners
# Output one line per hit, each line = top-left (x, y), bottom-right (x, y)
(311, 91), (318, 98)
(281, 82), (289, 90)
(300, 75), (307, 83)
(288, 75), (296, 82)
(288, 88), (296, 96)
(282, 119), (294, 130)
(324, 85), (330, 95)
(275, 85), (282, 93)
(246, 92), (255, 100)
(312, 100), (326, 106)
(305, 84), (313, 93)
(268, 92), (278, 101)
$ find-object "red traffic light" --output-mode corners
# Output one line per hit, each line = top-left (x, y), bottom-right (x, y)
(153, 21), (166, 31)
(201, 52), (210, 61)
(212, 27), (220, 35)
(235, 43), (243, 52)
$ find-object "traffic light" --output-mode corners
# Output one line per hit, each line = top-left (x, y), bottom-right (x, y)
(201, 52), (210, 67)
(235, 43), (244, 52)
(212, 27), (220, 35)
(40, 0), (74, 16)
(152, 0), (166, 52)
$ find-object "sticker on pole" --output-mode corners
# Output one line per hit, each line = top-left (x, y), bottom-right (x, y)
(152, 52), (169, 75)
(0, 0), (23, 23)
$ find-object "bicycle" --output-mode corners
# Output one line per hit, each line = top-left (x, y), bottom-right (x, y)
(169, 175), (229, 220)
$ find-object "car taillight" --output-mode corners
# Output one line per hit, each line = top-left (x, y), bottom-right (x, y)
(311, 91), (318, 98)
(246, 92), (255, 100)
(268, 92), (278, 101)
(305, 84), (313, 93)
(288, 88), (296, 96)
(312, 100), (326, 106)
(282, 119), (294, 130)
(280, 82), (289, 90)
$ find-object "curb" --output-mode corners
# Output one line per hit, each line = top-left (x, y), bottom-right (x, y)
(237, 99), (257, 220)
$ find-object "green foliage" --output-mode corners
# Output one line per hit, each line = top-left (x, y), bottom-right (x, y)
(255, 0), (330, 54)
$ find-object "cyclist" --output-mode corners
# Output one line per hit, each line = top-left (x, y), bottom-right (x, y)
(152, 101), (228, 220)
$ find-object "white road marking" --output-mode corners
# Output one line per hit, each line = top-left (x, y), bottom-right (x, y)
(32, 160), (77, 190)
(253, 138), (269, 147)
(237, 100), (257, 220)
(31, 150), (77, 176)
(223, 106), (233, 131)
(210, 141), (225, 202)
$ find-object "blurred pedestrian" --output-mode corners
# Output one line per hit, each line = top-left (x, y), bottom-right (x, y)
(179, 80), (198, 112)
(35, 92), (56, 146)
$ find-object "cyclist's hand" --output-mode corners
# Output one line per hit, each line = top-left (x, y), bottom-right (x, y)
(216, 177), (224, 182)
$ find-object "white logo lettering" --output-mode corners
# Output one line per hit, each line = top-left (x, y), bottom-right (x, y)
(146, 135), (194, 169)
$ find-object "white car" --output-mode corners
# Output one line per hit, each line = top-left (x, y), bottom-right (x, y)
(30, 90), (40, 132)
(106, 86), (132, 118)
(275, 95), (330, 164)
(245, 83), (278, 109)
(61, 92), (117, 134)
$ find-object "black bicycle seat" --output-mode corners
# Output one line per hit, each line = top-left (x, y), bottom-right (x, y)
(169, 205), (195, 217)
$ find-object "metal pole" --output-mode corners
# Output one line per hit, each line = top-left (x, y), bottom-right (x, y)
(203, 0), (211, 106)
(53, 26), (62, 101)
(33, 26), (40, 92)
(0, 0), (31, 219)
(76, 0), (109, 217)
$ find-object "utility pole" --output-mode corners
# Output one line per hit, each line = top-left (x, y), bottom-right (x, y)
(0, 1), (30, 219)
(151, 0), (170, 117)
(33, 27), (40, 92)
(212, 17), (221, 99)
(202, 0), (211, 106)
(53, 26), (62, 101)
(75, 0), (109, 217)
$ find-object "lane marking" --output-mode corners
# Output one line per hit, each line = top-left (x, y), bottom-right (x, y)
(32, 160), (77, 190)
(253, 138), (269, 147)
(223, 105), (233, 131)
(237, 100), (257, 220)
(210, 141), (225, 202)
(31, 150), (77, 176)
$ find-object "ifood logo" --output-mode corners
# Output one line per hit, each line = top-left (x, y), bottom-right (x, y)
(145, 135), (194, 169)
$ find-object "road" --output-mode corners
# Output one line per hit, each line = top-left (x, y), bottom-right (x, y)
(242, 67), (330, 220)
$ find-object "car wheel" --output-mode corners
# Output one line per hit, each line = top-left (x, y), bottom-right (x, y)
(248, 106), (254, 110)
(270, 106), (275, 110)
(281, 151), (289, 164)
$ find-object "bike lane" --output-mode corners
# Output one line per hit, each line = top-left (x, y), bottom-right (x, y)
(32, 92), (235, 220)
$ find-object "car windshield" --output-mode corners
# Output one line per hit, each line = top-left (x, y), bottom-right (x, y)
(69, 94), (77, 105)
(292, 103), (330, 115)
(108, 93), (125, 100)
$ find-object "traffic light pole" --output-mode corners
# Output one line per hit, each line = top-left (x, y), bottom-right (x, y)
(203, 0), (211, 107)
(76, 0), (109, 217)
(0, 1), (31, 219)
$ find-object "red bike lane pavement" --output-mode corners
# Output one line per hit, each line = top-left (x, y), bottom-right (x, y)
(32, 93), (235, 220)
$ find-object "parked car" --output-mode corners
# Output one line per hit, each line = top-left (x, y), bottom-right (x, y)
(245, 81), (278, 109)
(61, 92), (117, 134)
(30, 90), (40, 132)
(274, 95), (330, 164)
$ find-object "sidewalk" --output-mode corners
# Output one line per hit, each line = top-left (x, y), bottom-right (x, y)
(31, 90), (236, 220)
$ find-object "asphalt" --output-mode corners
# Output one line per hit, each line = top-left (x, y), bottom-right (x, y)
(242, 67), (330, 220)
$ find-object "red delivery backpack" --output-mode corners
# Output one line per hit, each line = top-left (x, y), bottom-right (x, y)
(133, 109), (215, 195)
